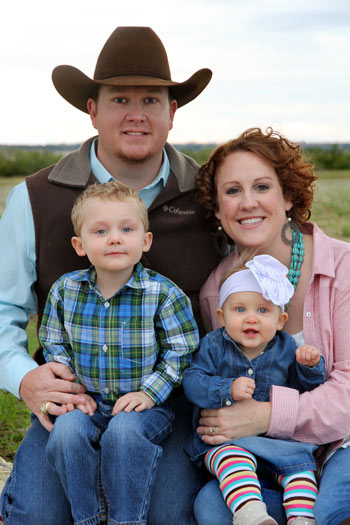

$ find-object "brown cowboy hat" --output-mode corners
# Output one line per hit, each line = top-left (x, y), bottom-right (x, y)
(52, 26), (212, 112)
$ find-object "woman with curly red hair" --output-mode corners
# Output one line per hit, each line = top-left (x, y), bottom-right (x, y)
(191, 128), (350, 524)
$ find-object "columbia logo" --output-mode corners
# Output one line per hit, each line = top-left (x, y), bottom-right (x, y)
(163, 205), (195, 215)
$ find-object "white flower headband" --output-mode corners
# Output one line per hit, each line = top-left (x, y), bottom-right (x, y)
(219, 254), (295, 311)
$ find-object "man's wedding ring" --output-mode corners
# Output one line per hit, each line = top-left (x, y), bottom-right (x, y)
(39, 401), (50, 415)
(210, 427), (217, 435)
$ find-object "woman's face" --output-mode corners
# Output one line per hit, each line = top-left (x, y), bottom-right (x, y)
(215, 150), (292, 254)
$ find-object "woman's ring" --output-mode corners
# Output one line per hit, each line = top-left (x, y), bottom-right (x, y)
(39, 401), (50, 415)
(210, 427), (217, 435)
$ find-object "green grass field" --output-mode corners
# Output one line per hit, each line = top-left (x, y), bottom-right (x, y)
(0, 317), (37, 460)
(0, 170), (349, 460)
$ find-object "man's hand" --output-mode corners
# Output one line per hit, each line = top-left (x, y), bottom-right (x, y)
(196, 399), (271, 446)
(231, 376), (255, 401)
(19, 363), (86, 431)
(112, 391), (155, 415)
(296, 344), (320, 367)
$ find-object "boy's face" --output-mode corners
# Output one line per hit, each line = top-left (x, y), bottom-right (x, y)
(72, 196), (152, 279)
(216, 291), (288, 354)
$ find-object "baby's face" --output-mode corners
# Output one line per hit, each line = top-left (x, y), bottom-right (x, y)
(216, 291), (287, 353)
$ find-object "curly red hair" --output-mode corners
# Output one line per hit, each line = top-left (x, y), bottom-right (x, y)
(196, 127), (317, 227)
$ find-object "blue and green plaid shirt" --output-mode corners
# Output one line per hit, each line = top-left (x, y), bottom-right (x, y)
(40, 263), (199, 405)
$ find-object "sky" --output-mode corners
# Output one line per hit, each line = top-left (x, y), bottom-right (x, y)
(2, 0), (350, 145)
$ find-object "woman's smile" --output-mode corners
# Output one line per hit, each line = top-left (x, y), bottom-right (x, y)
(215, 150), (292, 254)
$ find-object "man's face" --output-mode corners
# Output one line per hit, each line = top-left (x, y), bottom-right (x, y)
(87, 85), (177, 165)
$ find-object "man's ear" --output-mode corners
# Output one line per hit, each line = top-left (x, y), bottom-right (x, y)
(168, 99), (177, 131)
(216, 308), (225, 327)
(87, 98), (98, 130)
(71, 236), (86, 257)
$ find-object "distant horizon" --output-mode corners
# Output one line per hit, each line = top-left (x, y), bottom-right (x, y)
(1, 141), (350, 149)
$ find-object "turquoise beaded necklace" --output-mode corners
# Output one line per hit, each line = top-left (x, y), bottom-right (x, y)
(288, 227), (304, 289)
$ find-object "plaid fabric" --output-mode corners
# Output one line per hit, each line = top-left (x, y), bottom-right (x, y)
(40, 263), (199, 404)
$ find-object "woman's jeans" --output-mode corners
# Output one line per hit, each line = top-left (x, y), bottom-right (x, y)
(45, 400), (173, 525)
(194, 445), (350, 525)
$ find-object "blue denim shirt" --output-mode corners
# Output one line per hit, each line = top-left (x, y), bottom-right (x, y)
(183, 328), (326, 468)
(183, 328), (326, 410)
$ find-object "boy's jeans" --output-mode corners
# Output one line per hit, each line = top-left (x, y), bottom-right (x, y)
(1, 397), (203, 525)
(45, 400), (173, 525)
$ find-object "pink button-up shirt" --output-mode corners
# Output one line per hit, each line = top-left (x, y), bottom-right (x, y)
(200, 223), (350, 447)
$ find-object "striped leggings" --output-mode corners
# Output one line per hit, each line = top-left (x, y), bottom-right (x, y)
(205, 445), (318, 521)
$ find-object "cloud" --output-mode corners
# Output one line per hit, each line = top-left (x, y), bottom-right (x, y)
(1, 0), (350, 143)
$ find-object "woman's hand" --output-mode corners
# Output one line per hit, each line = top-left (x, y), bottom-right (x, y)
(197, 399), (271, 445)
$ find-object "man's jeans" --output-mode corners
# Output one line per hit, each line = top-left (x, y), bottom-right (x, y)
(0, 396), (204, 525)
(2, 398), (350, 524)
(45, 400), (173, 525)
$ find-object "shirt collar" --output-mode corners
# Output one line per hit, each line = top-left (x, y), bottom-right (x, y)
(77, 263), (148, 293)
(89, 138), (170, 207)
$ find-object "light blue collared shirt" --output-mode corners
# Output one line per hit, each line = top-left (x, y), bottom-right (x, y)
(0, 142), (170, 397)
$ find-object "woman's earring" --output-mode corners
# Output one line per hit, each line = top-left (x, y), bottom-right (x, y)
(214, 225), (229, 257)
(281, 217), (301, 246)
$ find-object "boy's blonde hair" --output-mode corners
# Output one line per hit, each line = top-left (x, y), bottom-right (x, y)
(71, 181), (149, 236)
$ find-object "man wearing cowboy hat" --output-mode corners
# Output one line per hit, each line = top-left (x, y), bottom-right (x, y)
(0, 27), (220, 524)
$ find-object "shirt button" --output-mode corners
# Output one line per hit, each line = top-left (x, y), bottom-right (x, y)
(104, 388), (109, 394)
(248, 368), (253, 376)
(102, 344), (108, 352)
(104, 301), (110, 308)
(225, 400), (232, 406)
(306, 312), (311, 318)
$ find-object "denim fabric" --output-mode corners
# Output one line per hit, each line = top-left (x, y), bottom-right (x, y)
(183, 328), (324, 472)
(187, 434), (317, 476)
(314, 446), (350, 524)
(194, 446), (350, 525)
(194, 477), (286, 525)
(1, 396), (204, 525)
(148, 394), (208, 524)
(45, 400), (173, 525)
(0, 414), (73, 525)
(183, 328), (326, 410)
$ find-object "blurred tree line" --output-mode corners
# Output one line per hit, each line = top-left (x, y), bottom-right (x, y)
(0, 149), (62, 177)
(0, 144), (350, 176)
(180, 144), (350, 170)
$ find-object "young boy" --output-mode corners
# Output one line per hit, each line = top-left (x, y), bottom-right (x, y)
(183, 255), (326, 525)
(39, 181), (199, 525)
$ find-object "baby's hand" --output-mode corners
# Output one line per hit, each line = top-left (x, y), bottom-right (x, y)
(231, 376), (255, 401)
(75, 393), (97, 416)
(296, 344), (320, 368)
(113, 391), (155, 415)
